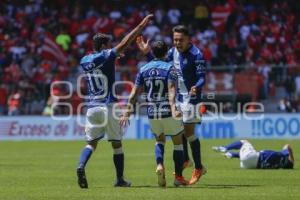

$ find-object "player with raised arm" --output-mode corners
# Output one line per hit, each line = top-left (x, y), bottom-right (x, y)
(212, 140), (295, 169)
(120, 41), (189, 187)
(76, 14), (153, 188)
(136, 25), (207, 185)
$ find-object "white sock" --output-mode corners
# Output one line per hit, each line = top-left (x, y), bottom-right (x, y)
(113, 147), (123, 155)
(174, 144), (184, 151)
(86, 144), (94, 151)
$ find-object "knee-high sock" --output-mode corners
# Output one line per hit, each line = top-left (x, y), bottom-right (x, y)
(173, 145), (184, 176)
(78, 145), (93, 168)
(225, 140), (243, 151)
(155, 142), (165, 165)
(113, 147), (124, 179)
(188, 135), (202, 169)
(182, 134), (190, 162)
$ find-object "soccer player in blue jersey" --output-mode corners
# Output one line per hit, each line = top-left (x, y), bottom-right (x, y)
(136, 25), (207, 184)
(212, 140), (294, 169)
(120, 41), (189, 187)
(76, 14), (153, 188)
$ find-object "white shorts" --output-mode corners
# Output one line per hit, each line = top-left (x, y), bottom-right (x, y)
(149, 117), (184, 136)
(179, 102), (201, 124)
(239, 142), (259, 169)
(85, 104), (123, 142)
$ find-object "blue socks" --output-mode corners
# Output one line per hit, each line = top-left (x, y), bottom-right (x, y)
(225, 140), (243, 151)
(155, 142), (165, 165)
(173, 145), (184, 176)
(78, 145), (125, 180)
(78, 146), (93, 169)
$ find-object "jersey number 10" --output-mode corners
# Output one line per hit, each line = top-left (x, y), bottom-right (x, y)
(86, 69), (108, 96)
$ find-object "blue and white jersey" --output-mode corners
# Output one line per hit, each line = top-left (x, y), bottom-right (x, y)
(80, 48), (117, 106)
(257, 149), (290, 169)
(166, 44), (206, 105)
(135, 59), (177, 119)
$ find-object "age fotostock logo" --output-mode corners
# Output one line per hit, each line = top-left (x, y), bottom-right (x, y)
(50, 77), (265, 127)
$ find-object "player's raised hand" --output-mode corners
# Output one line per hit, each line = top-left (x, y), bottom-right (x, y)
(114, 14), (153, 55)
(139, 14), (154, 27)
(136, 36), (151, 54)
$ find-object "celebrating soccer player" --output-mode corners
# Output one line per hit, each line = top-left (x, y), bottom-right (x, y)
(120, 40), (189, 187)
(76, 14), (153, 188)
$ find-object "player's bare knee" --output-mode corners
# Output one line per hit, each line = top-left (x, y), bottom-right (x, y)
(86, 143), (97, 151)
(184, 124), (195, 137)
(155, 133), (165, 143)
(171, 132), (183, 145)
(86, 140), (98, 151)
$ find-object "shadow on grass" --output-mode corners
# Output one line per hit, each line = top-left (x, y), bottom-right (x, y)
(130, 184), (261, 189)
(199, 184), (261, 189)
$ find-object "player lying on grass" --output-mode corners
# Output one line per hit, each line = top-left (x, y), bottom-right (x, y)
(120, 40), (189, 187)
(212, 140), (294, 169)
(76, 14), (153, 189)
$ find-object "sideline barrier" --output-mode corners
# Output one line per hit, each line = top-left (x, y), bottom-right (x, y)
(0, 114), (299, 140)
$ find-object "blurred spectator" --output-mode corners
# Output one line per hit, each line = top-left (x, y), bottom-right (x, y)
(56, 28), (72, 51)
(194, 2), (209, 30)
(0, 84), (8, 115)
(295, 74), (300, 100)
(278, 98), (298, 113)
(284, 77), (295, 100)
(167, 6), (181, 25)
(258, 62), (271, 99)
(7, 90), (23, 116)
(143, 21), (160, 39)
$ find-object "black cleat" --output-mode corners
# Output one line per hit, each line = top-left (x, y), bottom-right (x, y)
(77, 167), (88, 189)
(114, 178), (131, 187)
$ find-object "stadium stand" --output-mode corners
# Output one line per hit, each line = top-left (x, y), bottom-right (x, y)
(0, 0), (299, 115)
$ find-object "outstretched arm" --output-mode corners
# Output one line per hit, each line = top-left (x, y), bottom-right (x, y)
(115, 14), (153, 55)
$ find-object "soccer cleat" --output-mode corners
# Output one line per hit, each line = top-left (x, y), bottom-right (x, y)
(156, 165), (166, 187)
(77, 167), (88, 189)
(212, 146), (227, 153)
(174, 175), (189, 187)
(224, 152), (233, 159)
(189, 167), (207, 185)
(114, 178), (131, 187)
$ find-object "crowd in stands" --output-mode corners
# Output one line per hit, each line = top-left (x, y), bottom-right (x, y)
(0, 0), (300, 115)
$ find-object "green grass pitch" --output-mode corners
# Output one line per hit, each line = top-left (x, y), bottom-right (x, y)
(0, 139), (299, 200)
